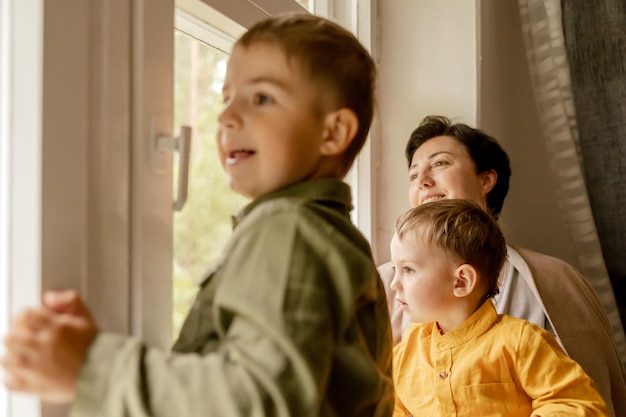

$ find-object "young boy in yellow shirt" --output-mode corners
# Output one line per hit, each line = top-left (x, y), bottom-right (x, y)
(390, 199), (608, 416)
(1, 13), (393, 417)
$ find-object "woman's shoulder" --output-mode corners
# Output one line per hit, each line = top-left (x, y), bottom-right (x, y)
(507, 245), (580, 278)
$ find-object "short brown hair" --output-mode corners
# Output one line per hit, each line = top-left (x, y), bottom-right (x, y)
(405, 116), (511, 218)
(395, 199), (506, 299)
(236, 13), (376, 174)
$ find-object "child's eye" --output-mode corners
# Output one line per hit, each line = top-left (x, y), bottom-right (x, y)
(253, 93), (274, 105)
(403, 267), (414, 274)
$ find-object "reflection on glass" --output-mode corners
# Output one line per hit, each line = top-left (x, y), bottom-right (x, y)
(173, 31), (248, 338)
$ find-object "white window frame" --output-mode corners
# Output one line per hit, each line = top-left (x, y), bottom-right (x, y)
(175, 7), (239, 53)
(176, 0), (246, 44)
(0, 0), (10, 412)
(0, 0), (44, 415)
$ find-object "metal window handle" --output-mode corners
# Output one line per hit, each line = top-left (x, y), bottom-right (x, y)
(156, 126), (192, 211)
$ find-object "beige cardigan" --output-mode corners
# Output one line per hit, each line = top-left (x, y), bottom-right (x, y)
(379, 245), (626, 417)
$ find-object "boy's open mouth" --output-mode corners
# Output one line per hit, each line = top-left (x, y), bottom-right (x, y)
(226, 149), (255, 164)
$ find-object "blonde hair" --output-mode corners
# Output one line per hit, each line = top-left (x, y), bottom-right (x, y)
(236, 13), (376, 174)
(396, 199), (506, 299)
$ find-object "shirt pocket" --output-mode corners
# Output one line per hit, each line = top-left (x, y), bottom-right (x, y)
(460, 382), (528, 417)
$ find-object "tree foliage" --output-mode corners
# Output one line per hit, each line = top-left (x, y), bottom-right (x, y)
(172, 32), (247, 337)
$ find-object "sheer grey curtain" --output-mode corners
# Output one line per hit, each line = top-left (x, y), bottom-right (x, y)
(518, 0), (626, 363)
(560, 0), (626, 351)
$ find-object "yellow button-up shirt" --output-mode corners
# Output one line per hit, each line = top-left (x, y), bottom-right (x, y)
(393, 301), (608, 417)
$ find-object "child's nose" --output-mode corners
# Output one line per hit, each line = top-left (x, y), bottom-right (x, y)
(218, 101), (240, 129)
(390, 273), (401, 292)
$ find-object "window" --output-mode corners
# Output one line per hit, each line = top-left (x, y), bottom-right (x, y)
(172, 11), (248, 336)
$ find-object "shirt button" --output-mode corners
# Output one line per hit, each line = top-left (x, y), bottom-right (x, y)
(439, 372), (449, 379)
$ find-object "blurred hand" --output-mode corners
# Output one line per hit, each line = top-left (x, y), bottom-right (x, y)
(43, 290), (92, 317)
(1, 290), (99, 403)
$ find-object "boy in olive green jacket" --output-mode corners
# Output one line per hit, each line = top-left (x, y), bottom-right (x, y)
(1, 13), (393, 417)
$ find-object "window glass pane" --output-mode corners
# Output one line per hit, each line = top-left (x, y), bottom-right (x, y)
(173, 30), (248, 338)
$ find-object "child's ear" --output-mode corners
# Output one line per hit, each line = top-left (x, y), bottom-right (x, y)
(453, 264), (478, 298)
(320, 108), (359, 156)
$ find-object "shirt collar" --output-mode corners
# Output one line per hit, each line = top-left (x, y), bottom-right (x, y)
(432, 301), (498, 349)
(231, 178), (353, 228)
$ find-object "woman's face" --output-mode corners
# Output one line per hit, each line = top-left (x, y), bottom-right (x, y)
(407, 135), (496, 210)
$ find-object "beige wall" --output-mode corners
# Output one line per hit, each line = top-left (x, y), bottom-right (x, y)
(374, 0), (579, 268)
(375, 0), (478, 263)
